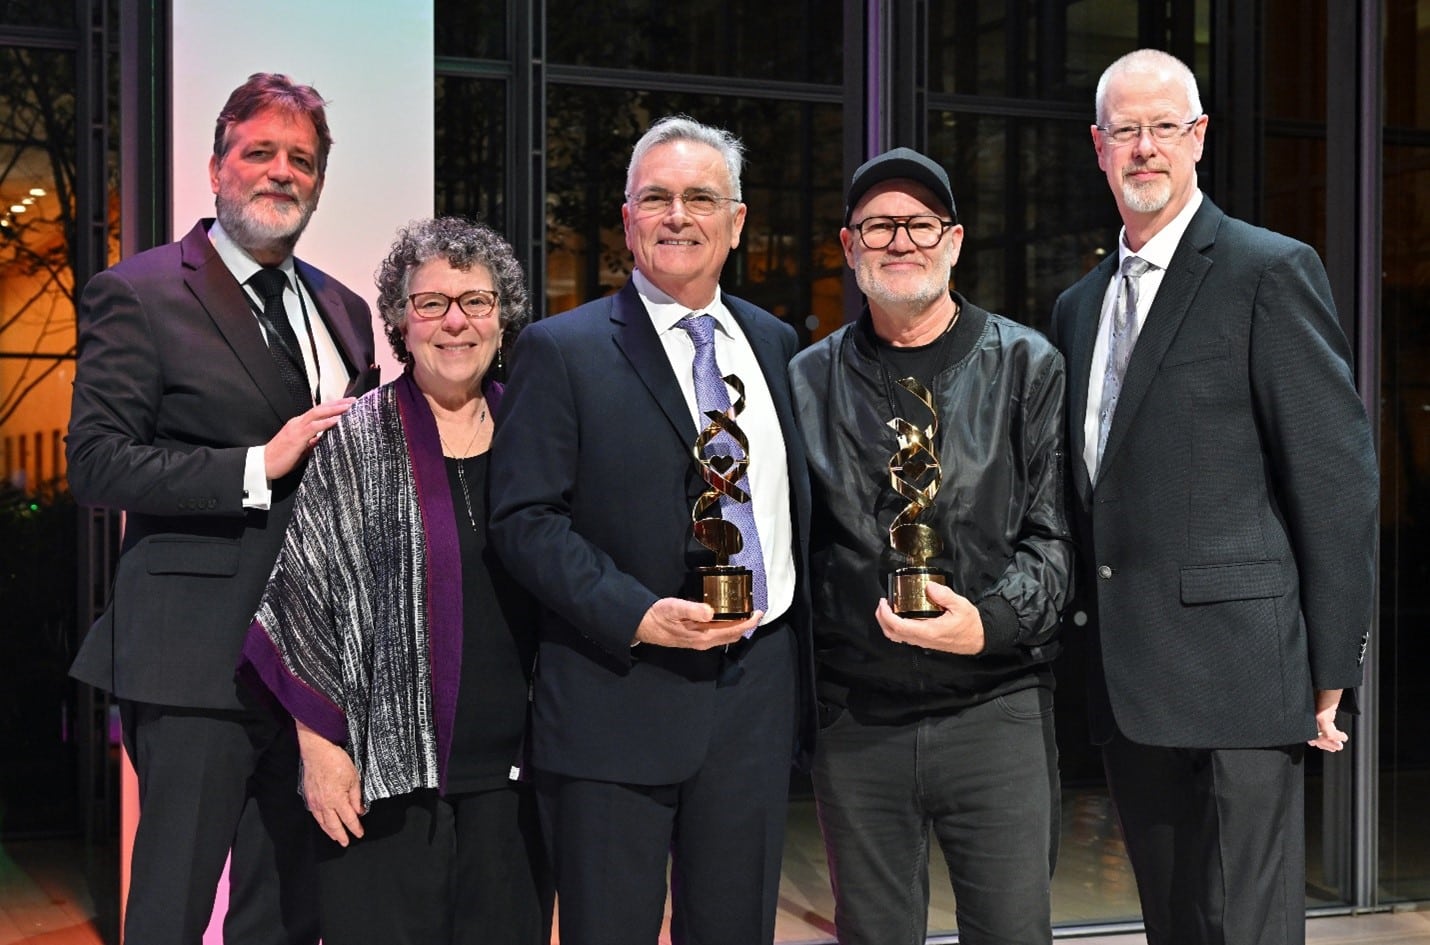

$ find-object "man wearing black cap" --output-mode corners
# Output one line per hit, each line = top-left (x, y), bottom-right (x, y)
(789, 147), (1072, 944)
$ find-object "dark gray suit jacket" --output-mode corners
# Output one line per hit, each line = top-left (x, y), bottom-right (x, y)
(67, 219), (377, 711)
(1050, 196), (1377, 748)
(489, 280), (814, 784)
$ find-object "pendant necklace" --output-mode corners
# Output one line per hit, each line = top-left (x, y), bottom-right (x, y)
(437, 402), (488, 532)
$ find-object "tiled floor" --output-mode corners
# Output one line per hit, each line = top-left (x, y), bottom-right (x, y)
(3, 793), (1430, 945)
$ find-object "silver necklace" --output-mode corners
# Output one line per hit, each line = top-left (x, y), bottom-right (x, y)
(436, 403), (488, 532)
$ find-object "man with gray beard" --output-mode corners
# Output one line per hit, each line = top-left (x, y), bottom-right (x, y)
(789, 148), (1071, 944)
(1050, 49), (1376, 944)
(68, 73), (376, 945)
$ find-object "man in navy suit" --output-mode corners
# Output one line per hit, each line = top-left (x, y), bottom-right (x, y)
(67, 73), (376, 945)
(1050, 49), (1377, 945)
(490, 115), (812, 945)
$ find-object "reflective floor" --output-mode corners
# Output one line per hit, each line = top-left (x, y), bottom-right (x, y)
(3, 788), (1429, 944)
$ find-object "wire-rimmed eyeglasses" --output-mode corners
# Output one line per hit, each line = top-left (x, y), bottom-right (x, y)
(1096, 116), (1202, 145)
(625, 188), (740, 217)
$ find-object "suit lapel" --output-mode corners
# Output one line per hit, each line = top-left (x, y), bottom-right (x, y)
(609, 281), (700, 445)
(1098, 200), (1221, 476)
(727, 295), (794, 430)
(296, 259), (365, 376)
(179, 221), (300, 420)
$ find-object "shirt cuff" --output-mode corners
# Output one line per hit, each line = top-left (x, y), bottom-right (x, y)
(975, 595), (1019, 656)
(243, 446), (272, 510)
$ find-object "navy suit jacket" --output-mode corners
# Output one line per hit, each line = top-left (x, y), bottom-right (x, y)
(1050, 197), (1377, 748)
(68, 219), (377, 710)
(489, 280), (814, 783)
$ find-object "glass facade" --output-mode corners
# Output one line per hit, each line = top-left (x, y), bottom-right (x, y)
(1379, 0), (1430, 905)
(2, 0), (1424, 940)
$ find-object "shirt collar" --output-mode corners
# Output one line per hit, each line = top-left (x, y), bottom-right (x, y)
(209, 217), (297, 290)
(1118, 188), (1203, 271)
(632, 269), (734, 337)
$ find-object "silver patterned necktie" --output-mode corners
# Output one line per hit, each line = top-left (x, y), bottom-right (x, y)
(1095, 255), (1155, 475)
(677, 313), (768, 613)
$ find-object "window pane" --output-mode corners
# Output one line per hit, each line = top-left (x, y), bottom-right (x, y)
(0, 43), (80, 834)
(0, 0), (75, 30)
(434, 0), (506, 59)
(1265, 0), (1325, 123)
(546, 0), (841, 84)
(545, 86), (844, 342)
(434, 75), (507, 235)
(927, 112), (1119, 335)
(1378, 0), (1430, 906)
(928, 0), (1141, 101)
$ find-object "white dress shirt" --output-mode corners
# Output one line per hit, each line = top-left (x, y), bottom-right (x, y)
(632, 269), (795, 625)
(1082, 189), (1203, 481)
(209, 219), (351, 509)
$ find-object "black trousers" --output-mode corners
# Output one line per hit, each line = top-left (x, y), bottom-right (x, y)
(314, 786), (552, 945)
(1103, 730), (1306, 945)
(536, 626), (797, 945)
(121, 698), (318, 945)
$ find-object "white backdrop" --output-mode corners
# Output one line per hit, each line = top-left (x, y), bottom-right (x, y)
(170, 0), (434, 381)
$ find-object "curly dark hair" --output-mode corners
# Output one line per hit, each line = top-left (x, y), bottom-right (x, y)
(374, 217), (531, 367)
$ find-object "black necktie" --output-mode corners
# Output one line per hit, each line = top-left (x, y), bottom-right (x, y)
(247, 267), (312, 408)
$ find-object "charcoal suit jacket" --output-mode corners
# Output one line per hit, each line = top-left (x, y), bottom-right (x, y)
(67, 218), (378, 711)
(1050, 196), (1377, 748)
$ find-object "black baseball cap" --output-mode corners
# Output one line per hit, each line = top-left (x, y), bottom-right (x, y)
(843, 147), (957, 226)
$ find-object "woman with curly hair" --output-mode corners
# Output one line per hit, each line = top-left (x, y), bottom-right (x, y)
(242, 217), (551, 944)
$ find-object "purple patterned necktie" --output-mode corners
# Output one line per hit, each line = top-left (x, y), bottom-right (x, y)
(1095, 255), (1155, 477)
(678, 313), (768, 613)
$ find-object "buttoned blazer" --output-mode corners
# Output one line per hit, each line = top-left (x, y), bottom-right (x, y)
(68, 219), (378, 710)
(1050, 197), (1377, 748)
(489, 280), (814, 784)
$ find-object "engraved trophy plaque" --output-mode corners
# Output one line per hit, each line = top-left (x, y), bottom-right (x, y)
(689, 373), (754, 619)
(886, 377), (948, 618)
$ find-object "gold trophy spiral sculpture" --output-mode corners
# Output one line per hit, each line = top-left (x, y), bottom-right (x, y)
(887, 376), (948, 617)
(690, 373), (754, 619)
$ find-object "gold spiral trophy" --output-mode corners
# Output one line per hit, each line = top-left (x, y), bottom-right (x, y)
(887, 377), (948, 617)
(689, 373), (754, 619)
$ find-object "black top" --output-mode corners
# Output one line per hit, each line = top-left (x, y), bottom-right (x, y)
(444, 452), (538, 793)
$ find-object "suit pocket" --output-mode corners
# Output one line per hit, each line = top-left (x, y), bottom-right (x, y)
(143, 536), (241, 576)
(1180, 559), (1285, 604)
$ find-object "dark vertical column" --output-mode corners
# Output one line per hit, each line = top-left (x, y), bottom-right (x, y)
(1321, 0), (1383, 911)
(842, 0), (869, 325)
(510, 0), (546, 318)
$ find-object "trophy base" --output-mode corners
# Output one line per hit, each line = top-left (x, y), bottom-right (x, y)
(888, 567), (948, 618)
(693, 565), (753, 620)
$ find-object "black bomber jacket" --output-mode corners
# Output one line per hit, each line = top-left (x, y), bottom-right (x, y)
(788, 294), (1074, 723)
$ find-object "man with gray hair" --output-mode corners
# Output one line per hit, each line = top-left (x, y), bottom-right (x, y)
(1051, 49), (1377, 944)
(491, 115), (813, 945)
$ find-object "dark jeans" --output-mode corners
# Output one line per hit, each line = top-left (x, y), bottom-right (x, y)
(812, 686), (1059, 945)
(1102, 731), (1306, 945)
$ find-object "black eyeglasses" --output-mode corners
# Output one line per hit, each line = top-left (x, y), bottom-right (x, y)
(626, 188), (740, 217)
(848, 216), (957, 250)
(1096, 116), (1202, 145)
(407, 290), (499, 320)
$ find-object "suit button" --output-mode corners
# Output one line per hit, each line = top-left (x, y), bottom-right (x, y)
(1097, 565), (1113, 579)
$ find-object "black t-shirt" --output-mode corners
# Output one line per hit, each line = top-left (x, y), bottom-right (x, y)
(443, 452), (538, 793)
